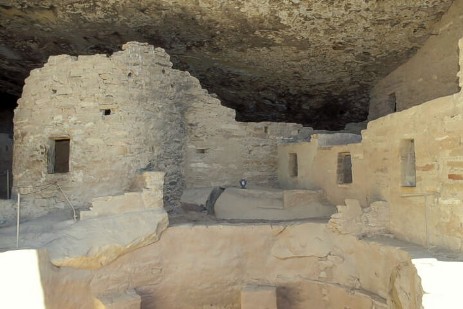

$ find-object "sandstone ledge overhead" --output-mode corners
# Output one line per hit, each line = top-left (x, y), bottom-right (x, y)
(0, 0), (453, 129)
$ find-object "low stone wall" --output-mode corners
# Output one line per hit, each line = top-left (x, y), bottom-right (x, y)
(3, 221), (422, 309)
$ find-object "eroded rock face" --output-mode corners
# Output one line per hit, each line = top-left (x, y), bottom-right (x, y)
(0, 0), (453, 128)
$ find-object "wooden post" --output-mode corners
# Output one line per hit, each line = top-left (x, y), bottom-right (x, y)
(16, 193), (20, 248)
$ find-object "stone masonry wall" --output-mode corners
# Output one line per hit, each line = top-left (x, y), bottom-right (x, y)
(369, 0), (463, 120)
(13, 42), (308, 218)
(185, 95), (310, 188)
(279, 59), (463, 252)
(13, 42), (188, 216)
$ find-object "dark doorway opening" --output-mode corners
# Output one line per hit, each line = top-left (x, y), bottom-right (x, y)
(337, 152), (353, 184)
(289, 153), (298, 178)
(0, 93), (17, 199)
(48, 138), (71, 174)
(389, 92), (397, 113)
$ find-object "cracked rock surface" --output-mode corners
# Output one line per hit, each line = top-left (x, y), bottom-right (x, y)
(0, 0), (453, 129)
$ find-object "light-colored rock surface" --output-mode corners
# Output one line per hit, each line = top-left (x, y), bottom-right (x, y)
(6, 217), (463, 308)
(47, 208), (168, 269)
(215, 187), (335, 220)
(0, 221), (425, 308)
(241, 286), (277, 309)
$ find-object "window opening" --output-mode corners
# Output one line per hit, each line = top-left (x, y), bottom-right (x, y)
(337, 152), (353, 184)
(289, 153), (298, 178)
(389, 92), (397, 113)
(101, 109), (112, 116)
(48, 138), (70, 174)
(400, 139), (416, 187)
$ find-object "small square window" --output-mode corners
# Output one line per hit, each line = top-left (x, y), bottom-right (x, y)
(101, 109), (112, 116)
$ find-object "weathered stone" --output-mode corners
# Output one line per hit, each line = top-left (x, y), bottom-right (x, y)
(47, 208), (168, 269)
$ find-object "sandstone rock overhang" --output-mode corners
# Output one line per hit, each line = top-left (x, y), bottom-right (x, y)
(0, 0), (453, 129)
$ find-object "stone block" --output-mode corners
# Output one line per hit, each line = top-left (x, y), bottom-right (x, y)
(48, 208), (168, 269)
(241, 286), (277, 309)
(283, 189), (325, 208)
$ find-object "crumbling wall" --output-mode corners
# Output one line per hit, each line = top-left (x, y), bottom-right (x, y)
(369, 0), (463, 120)
(185, 99), (310, 188)
(13, 42), (188, 216)
(278, 38), (463, 251)
(280, 90), (463, 251)
(13, 42), (311, 218)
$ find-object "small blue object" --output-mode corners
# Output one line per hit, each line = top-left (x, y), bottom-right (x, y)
(239, 178), (247, 189)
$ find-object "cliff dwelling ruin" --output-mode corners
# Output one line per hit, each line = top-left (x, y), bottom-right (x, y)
(2, 1), (463, 308)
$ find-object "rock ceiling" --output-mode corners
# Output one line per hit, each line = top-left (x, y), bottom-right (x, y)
(0, 0), (454, 129)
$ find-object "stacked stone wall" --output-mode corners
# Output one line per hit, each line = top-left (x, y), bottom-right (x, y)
(13, 42), (308, 218)
(185, 95), (310, 188)
(13, 42), (187, 215)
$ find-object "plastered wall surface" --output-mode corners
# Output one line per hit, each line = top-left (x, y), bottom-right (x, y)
(12, 42), (306, 219)
(280, 90), (463, 251)
(369, 0), (463, 120)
